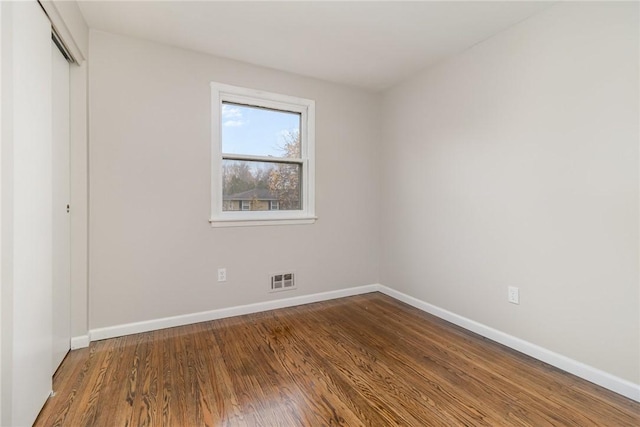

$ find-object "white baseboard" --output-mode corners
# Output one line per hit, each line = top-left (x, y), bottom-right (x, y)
(89, 284), (380, 342)
(377, 285), (640, 403)
(84, 282), (639, 402)
(70, 335), (90, 349)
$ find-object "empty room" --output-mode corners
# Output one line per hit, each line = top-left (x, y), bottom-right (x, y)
(1, 0), (639, 426)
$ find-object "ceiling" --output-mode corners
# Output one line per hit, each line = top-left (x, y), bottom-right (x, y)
(78, 1), (554, 92)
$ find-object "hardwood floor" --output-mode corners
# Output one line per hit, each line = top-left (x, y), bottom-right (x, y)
(35, 293), (640, 426)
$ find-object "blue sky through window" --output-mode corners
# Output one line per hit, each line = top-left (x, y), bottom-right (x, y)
(221, 103), (300, 158)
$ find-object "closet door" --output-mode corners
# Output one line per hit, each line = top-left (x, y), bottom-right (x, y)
(52, 38), (71, 374)
(10, 1), (53, 425)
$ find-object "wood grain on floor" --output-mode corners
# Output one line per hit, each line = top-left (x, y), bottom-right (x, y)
(35, 292), (640, 426)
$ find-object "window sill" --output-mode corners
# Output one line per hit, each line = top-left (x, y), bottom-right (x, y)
(209, 216), (317, 228)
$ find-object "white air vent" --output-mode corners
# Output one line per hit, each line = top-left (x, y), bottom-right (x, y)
(270, 272), (296, 292)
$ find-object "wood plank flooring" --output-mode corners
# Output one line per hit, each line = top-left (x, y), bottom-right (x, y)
(35, 293), (640, 426)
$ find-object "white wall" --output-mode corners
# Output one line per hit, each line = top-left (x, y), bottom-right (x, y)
(88, 31), (381, 330)
(381, 1), (639, 384)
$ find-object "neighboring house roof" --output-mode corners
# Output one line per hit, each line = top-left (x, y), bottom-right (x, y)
(223, 188), (278, 201)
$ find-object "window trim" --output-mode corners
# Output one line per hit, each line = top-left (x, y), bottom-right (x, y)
(210, 82), (316, 227)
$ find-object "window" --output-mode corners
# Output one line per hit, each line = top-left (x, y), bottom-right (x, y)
(210, 82), (316, 227)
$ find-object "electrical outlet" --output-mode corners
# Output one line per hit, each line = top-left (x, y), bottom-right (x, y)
(508, 286), (519, 304)
(217, 268), (227, 282)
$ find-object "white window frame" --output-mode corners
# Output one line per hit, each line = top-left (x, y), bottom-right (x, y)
(210, 82), (316, 227)
(270, 200), (279, 211)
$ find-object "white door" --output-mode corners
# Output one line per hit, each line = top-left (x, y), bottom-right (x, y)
(52, 38), (71, 373)
(9, 2), (54, 424)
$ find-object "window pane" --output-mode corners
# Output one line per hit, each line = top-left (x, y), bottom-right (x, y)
(222, 159), (301, 211)
(221, 102), (301, 158)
